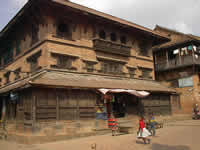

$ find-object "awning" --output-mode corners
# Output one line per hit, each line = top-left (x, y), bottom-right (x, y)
(98, 88), (150, 98)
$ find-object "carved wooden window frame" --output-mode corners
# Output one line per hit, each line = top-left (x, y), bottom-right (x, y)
(99, 30), (106, 39)
(27, 50), (42, 72)
(83, 60), (98, 72)
(110, 32), (117, 42)
(31, 24), (39, 46)
(51, 53), (78, 70)
(100, 60), (123, 74)
(138, 39), (150, 56)
(56, 22), (72, 40)
(139, 67), (153, 79)
(4, 71), (11, 85)
(127, 66), (137, 78)
(14, 68), (21, 80)
(120, 36), (127, 44)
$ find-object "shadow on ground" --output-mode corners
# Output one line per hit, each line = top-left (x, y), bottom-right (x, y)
(136, 140), (145, 144)
(152, 143), (190, 150)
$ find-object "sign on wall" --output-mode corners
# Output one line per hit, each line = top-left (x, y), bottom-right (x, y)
(178, 76), (193, 88)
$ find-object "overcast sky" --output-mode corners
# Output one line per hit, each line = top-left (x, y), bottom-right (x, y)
(1, 0), (200, 36)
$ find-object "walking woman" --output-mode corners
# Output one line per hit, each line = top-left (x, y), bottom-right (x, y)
(137, 117), (151, 144)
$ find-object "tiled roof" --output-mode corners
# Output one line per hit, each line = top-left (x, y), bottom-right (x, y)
(53, 0), (168, 40)
(31, 70), (175, 93)
(0, 0), (169, 42)
(154, 25), (200, 51)
(0, 70), (176, 94)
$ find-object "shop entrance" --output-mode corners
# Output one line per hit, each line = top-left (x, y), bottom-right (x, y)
(110, 93), (141, 118)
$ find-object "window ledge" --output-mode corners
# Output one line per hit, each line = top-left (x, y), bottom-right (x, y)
(50, 50), (80, 58)
(97, 56), (127, 64)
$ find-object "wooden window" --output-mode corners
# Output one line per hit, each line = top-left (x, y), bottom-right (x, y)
(110, 33), (117, 42)
(51, 53), (77, 70)
(171, 94), (181, 109)
(99, 30), (106, 39)
(16, 40), (21, 56)
(140, 68), (152, 79)
(120, 36), (127, 44)
(56, 23), (72, 40)
(4, 71), (11, 84)
(170, 80), (179, 88)
(84, 61), (96, 72)
(138, 40), (149, 56)
(3, 46), (13, 65)
(101, 61), (123, 74)
(128, 67), (136, 78)
(58, 55), (72, 69)
(31, 24), (39, 45)
(14, 68), (21, 80)
(27, 51), (41, 72)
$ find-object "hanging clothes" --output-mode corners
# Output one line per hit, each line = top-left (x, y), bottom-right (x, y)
(193, 46), (197, 51)
(188, 45), (193, 51)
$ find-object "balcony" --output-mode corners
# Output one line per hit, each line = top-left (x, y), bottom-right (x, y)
(155, 55), (200, 71)
(93, 38), (131, 56)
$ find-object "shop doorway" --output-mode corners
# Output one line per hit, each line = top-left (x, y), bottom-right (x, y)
(111, 93), (141, 118)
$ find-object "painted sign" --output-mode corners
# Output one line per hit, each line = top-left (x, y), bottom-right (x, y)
(178, 76), (193, 88)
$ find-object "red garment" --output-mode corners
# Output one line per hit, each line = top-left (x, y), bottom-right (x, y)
(139, 120), (145, 131)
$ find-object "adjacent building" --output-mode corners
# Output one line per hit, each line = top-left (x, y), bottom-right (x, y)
(0, 0), (175, 141)
(154, 25), (200, 114)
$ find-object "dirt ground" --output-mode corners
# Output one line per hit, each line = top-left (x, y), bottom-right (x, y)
(0, 120), (200, 150)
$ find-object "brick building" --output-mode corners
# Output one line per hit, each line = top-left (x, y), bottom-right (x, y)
(0, 0), (175, 141)
(154, 25), (200, 114)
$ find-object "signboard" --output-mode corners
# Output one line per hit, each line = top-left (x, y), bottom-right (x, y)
(178, 77), (193, 88)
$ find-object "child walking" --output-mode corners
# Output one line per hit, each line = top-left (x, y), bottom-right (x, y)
(137, 117), (151, 144)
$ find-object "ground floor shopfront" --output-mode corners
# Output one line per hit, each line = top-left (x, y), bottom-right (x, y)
(0, 69), (176, 143)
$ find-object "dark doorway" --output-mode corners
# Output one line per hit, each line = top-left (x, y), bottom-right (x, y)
(112, 93), (140, 118)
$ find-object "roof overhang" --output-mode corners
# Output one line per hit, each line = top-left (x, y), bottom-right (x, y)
(0, 69), (176, 95)
(0, 0), (33, 40)
(0, 0), (169, 45)
(153, 39), (200, 52)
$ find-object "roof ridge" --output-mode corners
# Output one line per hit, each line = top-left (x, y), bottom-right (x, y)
(155, 25), (187, 36)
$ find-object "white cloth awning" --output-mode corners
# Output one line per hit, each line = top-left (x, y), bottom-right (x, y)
(98, 88), (150, 98)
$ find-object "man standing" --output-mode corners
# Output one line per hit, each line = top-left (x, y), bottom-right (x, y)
(149, 113), (156, 136)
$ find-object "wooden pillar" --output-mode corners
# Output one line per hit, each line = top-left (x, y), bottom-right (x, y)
(2, 97), (7, 130)
(178, 48), (182, 64)
(192, 45), (195, 74)
(154, 53), (157, 64)
(76, 97), (80, 128)
(32, 96), (36, 130)
(56, 93), (59, 121)
(166, 50), (169, 67)
(192, 45), (195, 63)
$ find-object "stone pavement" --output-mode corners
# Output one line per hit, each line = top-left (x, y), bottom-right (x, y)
(0, 119), (200, 150)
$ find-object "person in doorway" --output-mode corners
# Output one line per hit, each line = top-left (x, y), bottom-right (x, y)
(149, 113), (156, 136)
(193, 104), (200, 119)
(108, 114), (118, 136)
(137, 116), (151, 144)
(193, 104), (199, 115)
